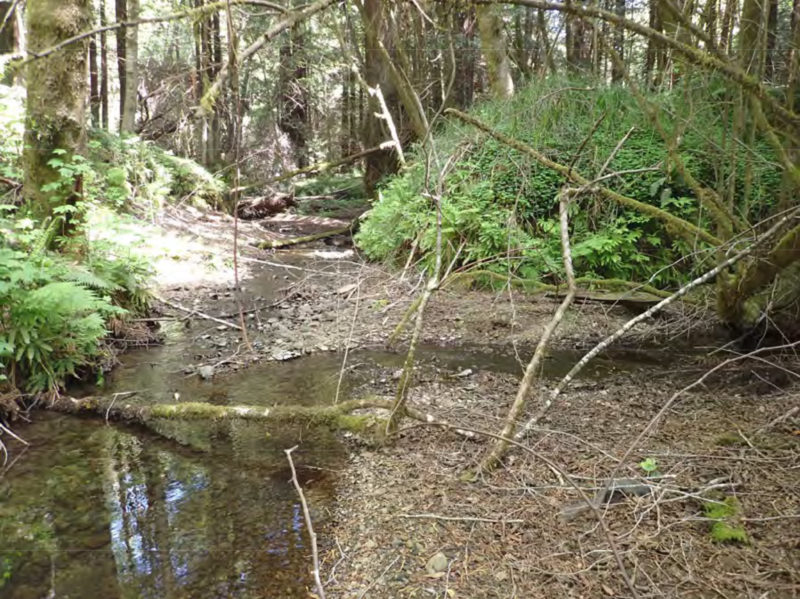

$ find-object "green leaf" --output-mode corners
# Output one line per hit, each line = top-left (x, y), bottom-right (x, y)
(639, 457), (658, 473)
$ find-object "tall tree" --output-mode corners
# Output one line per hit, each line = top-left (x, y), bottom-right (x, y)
(120, 0), (139, 133)
(115, 0), (126, 128)
(0, 1), (18, 54)
(789, 0), (800, 110)
(361, 0), (400, 193)
(476, 4), (515, 98)
(611, 0), (626, 82)
(89, 23), (100, 125)
(100, 0), (109, 129)
(23, 0), (91, 222)
(278, 20), (309, 168)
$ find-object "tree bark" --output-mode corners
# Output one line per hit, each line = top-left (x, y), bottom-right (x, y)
(611, 0), (625, 82)
(120, 0), (138, 133)
(100, 0), (109, 129)
(361, 0), (399, 193)
(89, 23), (100, 126)
(739, 0), (766, 77)
(23, 0), (91, 222)
(279, 18), (309, 168)
(789, 0), (800, 111)
(720, 0), (737, 53)
(40, 395), (440, 445)
(0, 1), (18, 54)
(476, 3), (515, 99)
(115, 0), (126, 129)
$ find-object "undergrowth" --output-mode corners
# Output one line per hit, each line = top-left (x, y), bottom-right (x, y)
(0, 84), (217, 395)
(0, 84), (227, 217)
(356, 78), (782, 289)
(0, 212), (152, 393)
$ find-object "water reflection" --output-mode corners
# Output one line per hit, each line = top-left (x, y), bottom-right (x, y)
(0, 415), (342, 598)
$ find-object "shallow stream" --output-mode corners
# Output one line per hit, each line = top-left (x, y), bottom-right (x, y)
(0, 282), (668, 598)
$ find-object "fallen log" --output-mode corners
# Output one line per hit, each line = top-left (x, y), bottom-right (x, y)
(256, 224), (352, 249)
(44, 394), (439, 443)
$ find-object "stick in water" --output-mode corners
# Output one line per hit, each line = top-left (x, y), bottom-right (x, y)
(284, 445), (326, 599)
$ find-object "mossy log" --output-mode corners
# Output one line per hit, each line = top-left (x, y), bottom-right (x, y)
(44, 395), (435, 443)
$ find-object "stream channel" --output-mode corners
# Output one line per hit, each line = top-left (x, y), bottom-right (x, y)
(0, 256), (665, 598)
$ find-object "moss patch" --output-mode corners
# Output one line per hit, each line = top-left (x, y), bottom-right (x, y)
(704, 496), (749, 545)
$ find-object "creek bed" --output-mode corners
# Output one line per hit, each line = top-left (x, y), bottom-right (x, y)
(0, 310), (672, 598)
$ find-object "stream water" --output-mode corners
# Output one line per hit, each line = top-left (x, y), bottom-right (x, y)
(0, 297), (667, 598)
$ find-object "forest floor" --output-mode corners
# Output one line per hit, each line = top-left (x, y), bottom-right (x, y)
(129, 203), (799, 599)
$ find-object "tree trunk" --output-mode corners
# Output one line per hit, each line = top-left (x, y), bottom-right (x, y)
(739, 0), (766, 77)
(566, 0), (592, 72)
(89, 27), (100, 126)
(208, 10), (223, 166)
(702, 0), (718, 49)
(764, 0), (777, 79)
(115, 0), (127, 129)
(536, 8), (556, 74)
(361, 0), (399, 194)
(789, 0), (800, 110)
(100, 0), (109, 129)
(120, 0), (138, 133)
(611, 0), (625, 82)
(23, 0), (90, 223)
(720, 0), (737, 54)
(0, 1), (18, 53)
(644, 0), (662, 85)
(278, 20), (309, 168)
(453, 7), (478, 108)
(476, 4), (515, 99)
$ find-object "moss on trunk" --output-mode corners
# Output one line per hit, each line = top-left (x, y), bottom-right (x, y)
(23, 0), (91, 220)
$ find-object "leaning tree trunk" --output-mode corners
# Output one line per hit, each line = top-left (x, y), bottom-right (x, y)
(23, 0), (91, 223)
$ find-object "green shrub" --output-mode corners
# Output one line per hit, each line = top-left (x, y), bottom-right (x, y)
(0, 211), (152, 393)
(356, 78), (782, 287)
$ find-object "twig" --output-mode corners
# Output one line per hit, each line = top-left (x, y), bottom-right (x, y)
(356, 555), (400, 599)
(756, 406), (799, 434)
(0, 421), (28, 446)
(334, 279), (361, 405)
(397, 513), (524, 524)
(284, 445), (326, 599)
(105, 391), (138, 424)
(481, 184), (577, 470)
(156, 296), (244, 331)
